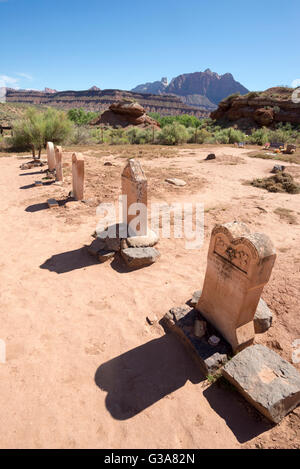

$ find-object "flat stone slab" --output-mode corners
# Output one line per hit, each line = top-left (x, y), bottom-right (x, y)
(222, 344), (300, 423)
(121, 247), (160, 268)
(165, 178), (186, 187)
(161, 306), (230, 376)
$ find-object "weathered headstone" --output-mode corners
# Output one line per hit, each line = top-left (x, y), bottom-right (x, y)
(72, 153), (85, 200)
(55, 146), (63, 182)
(46, 142), (56, 171)
(197, 222), (276, 353)
(122, 159), (147, 236)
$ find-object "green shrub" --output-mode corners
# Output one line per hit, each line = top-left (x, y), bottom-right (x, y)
(107, 128), (129, 145)
(157, 122), (189, 145)
(249, 128), (269, 145)
(11, 107), (72, 158)
(125, 127), (156, 144)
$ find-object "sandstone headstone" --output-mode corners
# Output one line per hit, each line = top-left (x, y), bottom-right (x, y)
(55, 146), (63, 182)
(197, 222), (276, 353)
(122, 159), (147, 236)
(222, 344), (300, 423)
(46, 142), (56, 171)
(72, 153), (85, 201)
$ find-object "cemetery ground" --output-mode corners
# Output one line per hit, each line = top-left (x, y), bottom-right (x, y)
(0, 143), (299, 449)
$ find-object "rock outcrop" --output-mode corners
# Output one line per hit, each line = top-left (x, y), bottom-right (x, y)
(91, 100), (161, 128)
(6, 88), (206, 118)
(211, 87), (300, 128)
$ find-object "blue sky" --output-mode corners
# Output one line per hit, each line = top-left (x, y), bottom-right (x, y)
(1, 0), (299, 92)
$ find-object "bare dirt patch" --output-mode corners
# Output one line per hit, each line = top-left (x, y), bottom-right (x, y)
(0, 144), (299, 449)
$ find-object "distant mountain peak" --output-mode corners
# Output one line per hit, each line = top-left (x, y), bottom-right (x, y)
(89, 85), (101, 91)
(44, 87), (57, 94)
(131, 69), (249, 110)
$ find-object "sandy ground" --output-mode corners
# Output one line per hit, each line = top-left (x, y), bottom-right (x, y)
(0, 145), (299, 449)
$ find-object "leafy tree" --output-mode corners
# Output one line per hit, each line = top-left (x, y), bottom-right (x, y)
(12, 107), (72, 158)
(67, 108), (98, 125)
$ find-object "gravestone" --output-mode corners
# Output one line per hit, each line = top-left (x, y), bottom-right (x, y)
(121, 159), (147, 236)
(55, 146), (63, 182)
(72, 153), (85, 201)
(46, 142), (56, 171)
(197, 221), (276, 353)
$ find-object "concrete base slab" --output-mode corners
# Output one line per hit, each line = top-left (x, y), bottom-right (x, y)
(160, 306), (230, 376)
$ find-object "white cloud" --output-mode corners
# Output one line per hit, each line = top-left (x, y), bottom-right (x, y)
(0, 75), (19, 87)
(17, 72), (33, 81)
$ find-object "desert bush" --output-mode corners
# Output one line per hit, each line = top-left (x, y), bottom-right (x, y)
(11, 107), (72, 158)
(249, 128), (269, 145)
(107, 128), (129, 145)
(148, 113), (202, 129)
(220, 92), (241, 103)
(157, 122), (189, 145)
(68, 126), (93, 145)
(211, 127), (247, 144)
(125, 127), (156, 144)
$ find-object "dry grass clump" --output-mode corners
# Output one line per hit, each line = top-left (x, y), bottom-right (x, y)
(250, 173), (300, 194)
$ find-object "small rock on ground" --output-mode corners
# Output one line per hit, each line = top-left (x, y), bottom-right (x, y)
(165, 178), (186, 187)
(98, 250), (115, 263)
(121, 247), (160, 268)
(205, 153), (216, 161)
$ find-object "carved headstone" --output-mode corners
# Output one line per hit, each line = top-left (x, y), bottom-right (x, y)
(46, 142), (56, 171)
(55, 146), (63, 182)
(197, 222), (276, 353)
(121, 159), (147, 236)
(72, 153), (85, 200)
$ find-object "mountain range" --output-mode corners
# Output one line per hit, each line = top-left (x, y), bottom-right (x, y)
(132, 69), (249, 111)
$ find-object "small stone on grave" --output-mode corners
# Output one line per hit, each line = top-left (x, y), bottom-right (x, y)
(194, 319), (206, 338)
(47, 198), (59, 209)
(98, 250), (115, 263)
(208, 335), (221, 346)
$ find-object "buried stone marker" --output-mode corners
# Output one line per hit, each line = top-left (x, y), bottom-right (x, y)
(46, 142), (56, 171)
(72, 153), (85, 201)
(222, 344), (300, 423)
(55, 146), (63, 182)
(196, 221), (276, 353)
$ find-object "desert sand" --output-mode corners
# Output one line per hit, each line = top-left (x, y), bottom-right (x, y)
(0, 145), (299, 449)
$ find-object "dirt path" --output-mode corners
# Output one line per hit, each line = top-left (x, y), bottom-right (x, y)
(0, 146), (299, 449)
